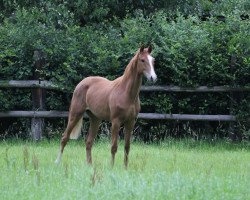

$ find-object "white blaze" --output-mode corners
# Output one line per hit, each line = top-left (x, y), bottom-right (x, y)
(146, 55), (157, 82)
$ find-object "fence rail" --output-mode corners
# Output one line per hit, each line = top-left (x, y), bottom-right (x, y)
(1, 80), (249, 140)
(0, 111), (238, 122)
(0, 80), (61, 90)
(1, 80), (250, 92)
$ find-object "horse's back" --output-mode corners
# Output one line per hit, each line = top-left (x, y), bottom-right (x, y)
(78, 76), (110, 85)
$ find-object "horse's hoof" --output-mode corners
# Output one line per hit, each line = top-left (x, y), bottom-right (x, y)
(55, 156), (61, 165)
(55, 159), (60, 165)
(55, 152), (62, 165)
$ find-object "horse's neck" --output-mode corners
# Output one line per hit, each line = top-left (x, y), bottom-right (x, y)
(121, 57), (142, 102)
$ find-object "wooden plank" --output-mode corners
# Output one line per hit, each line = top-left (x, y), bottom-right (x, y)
(140, 85), (250, 92)
(0, 111), (240, 122)
(0, 111), (70, 118)
(138, 113), (237, 121)
(0, 80), (61, 90)
(0, 80), (250, 92)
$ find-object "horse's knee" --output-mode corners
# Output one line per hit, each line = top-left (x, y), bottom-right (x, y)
(61, 135), (69, 145)
(124, 144), (130, 154)
(111, 144), (118, 154)
(86, 140), (93, 151)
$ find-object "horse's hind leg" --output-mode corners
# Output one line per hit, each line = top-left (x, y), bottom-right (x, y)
(55, 113), (83, 164)
(55, 90), (86, 164)
(86, 114), (101, 165)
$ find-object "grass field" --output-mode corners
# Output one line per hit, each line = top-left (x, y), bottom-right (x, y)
(0, 139), (250, 200)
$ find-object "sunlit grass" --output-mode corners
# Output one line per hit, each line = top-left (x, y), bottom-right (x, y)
(0, 139), (249, 200)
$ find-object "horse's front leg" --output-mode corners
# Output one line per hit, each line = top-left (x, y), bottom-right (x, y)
(111, 118), (121, 167)
(124, 120), (135, 169)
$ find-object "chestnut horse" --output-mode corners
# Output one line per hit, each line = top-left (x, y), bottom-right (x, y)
(55, 45), (157, 168)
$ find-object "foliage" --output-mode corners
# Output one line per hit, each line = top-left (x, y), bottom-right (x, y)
(0, 0), (249, 140)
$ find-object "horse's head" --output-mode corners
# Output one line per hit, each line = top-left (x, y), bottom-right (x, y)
(137, 45), (157, 82)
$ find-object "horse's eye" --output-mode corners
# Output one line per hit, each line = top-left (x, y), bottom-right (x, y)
(141, 59), (145, 62)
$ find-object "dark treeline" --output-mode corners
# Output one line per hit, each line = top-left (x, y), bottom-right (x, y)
(0, 0), (233, 24)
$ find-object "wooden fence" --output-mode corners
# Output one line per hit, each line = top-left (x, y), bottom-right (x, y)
(1, 80), (250, 140)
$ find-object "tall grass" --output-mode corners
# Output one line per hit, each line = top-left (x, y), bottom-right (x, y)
(0, 139), (249, 200)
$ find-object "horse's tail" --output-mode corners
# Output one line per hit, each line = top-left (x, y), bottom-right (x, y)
(69, 117), (83, 139)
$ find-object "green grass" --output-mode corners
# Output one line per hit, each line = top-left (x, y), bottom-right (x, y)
(0, 139), (250, 200)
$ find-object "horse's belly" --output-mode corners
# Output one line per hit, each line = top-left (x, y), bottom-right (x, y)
(87, 105), (110, 120)
(85, 82), (111, 120)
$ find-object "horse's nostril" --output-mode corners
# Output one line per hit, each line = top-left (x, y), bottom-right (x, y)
(150, 76), (153, 82)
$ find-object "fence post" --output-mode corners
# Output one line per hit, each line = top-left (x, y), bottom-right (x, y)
(31, 50), (46, 141)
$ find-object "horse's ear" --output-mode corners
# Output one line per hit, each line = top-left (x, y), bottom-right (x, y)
(140, 44), (145, 53)
(148, 44), (153, 54)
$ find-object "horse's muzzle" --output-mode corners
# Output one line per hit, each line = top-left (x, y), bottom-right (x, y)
(150, 75), (157, 83)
